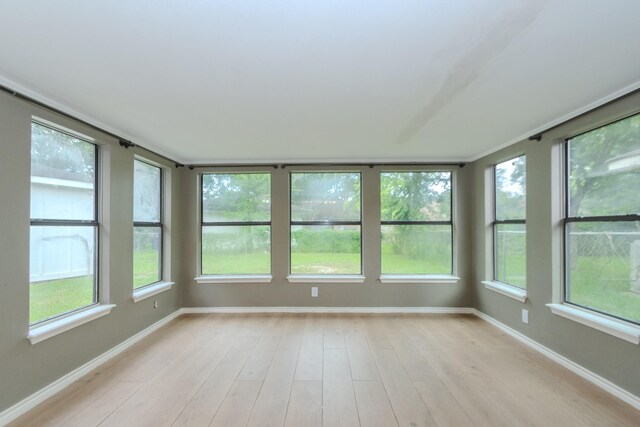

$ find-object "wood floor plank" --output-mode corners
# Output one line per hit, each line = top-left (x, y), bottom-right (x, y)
(323, 349), (360, 427)
(210, 380), (262, 427)
(294, 316), (324, 381)
(237, 333), (281, 381)
(59, 381), (144, 427)
(371, 348), (437, 427)
(353, 380), (398, 427)
(247, 347), (299, 427)
(323, 317), (346, 349)
(171, 337), (258, 427)
(345, 328), (380, 381)
(284, 380), (323, 427)
(414, 380), (474, 427)
(418, 346), (527, 427)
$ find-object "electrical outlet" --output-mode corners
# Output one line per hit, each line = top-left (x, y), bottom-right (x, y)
(522, 309), (529, 324)
(154, 300), (158, 309)
(311, 287), (318, 297)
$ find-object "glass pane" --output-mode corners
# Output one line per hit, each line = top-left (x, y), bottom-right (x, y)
(30, 122), (96, 221)
(381, 224), (451, 274)
(29, 225), (96, 324)
(202, 173), (271, 222)
(134, 160), (161, 222)
(202, 225), (271, 274)
(495, 223), (526, 288)
(381, 172), (451, 222)
(495, 156), (526, 220)
(566, 221), (640, 324)
(568, 114), (640, 217)
(133, 227), (161, 288)
(291, 173), (360, 222)
(291, 225), (361, 274)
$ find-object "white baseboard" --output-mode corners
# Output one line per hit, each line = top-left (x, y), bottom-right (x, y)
(472, 309), (640, 412)
(0, 309), (182, 426)
(180, 306), (475, 314)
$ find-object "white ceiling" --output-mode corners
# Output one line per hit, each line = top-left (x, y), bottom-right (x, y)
(0, 0), (639, 164)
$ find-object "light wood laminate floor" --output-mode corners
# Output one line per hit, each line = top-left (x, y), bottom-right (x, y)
(9, 313), (640, 427)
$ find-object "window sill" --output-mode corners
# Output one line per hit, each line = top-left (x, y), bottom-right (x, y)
(132, 281), (175, 303)
(287, 274), (366, 283)
(28, 304), (116, 345)
(194, 275), (272, 284)
(482, 280), (527, 302)
(547, 303), (640, 345)
(380, 274), (460, 284)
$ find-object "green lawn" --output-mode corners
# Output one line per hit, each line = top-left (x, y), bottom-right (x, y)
(569, 256), (640, 323)
(202, 251), (271, 275)
(495, 254), (526, 289)
(31, 251), (640, 325)
(133, 250), (161, 289)
(381, 253), (451, 275)
(291, 252), (361, 274)
(30, 275), (95, 324)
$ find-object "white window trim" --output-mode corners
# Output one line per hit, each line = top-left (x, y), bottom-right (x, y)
(287, 274), (366, 283)
(380, 274), (460, 284)
(482, 280), (527, 302)
(547, 303), (640, 345)
(195, 275), (273, 284)
(28, 304), (116, 345)
(132, 281), (175, 302)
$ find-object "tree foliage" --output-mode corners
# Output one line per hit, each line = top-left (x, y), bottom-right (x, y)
(291, 172), (360, 221)
(569, 114), (640, 218)
(31, 122), (95, 179)
(495, 155), (526, 220)
(202, 173), (271, 222)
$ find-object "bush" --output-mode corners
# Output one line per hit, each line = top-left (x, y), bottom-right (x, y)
(292, 228), (360, 253)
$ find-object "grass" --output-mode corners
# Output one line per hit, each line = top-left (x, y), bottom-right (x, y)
(381, 252), (451, 275)
(495, 254), (526, 288)
(569, 256), (640, 323)
(133, 250), (161, 289)
(31, 251), (640, 325)
(30, 275), (94, 324)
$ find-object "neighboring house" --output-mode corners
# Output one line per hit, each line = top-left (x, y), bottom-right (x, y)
(29, 164), (94, 283)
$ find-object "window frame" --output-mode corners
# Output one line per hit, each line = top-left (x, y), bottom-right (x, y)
(492, 155), (527, 289)
(29, 120), (101, 326)
(198, 171), (273, 280)
(132, 158), (164, 290)
(379, 170), (455, 277)
(288, 170), (364, 278)
(562, 116), (640, 326)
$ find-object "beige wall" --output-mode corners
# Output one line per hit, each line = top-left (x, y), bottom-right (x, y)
(0, 91), (183, 412)
(180, 164), (474, 308)
(469, 92), (640, 397)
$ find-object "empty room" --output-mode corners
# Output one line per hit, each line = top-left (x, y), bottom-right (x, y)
(0, 1), (639, 426)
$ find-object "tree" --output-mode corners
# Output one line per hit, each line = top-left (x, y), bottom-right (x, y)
(31, 123), (95, 179)
(381, 172), (451, 258)
(568, 114), (640, 218)
(201, 173), (271, 254)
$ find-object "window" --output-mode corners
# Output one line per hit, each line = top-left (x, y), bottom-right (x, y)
(564, 113), (640, 324)
(133, 159), (162, 289)
(380, 171), (452, 275)
(290, 172), (361, 275)
(30, 122), (98, 324)
(201, 173), (271, 275)
(493, 156), (526, 288)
